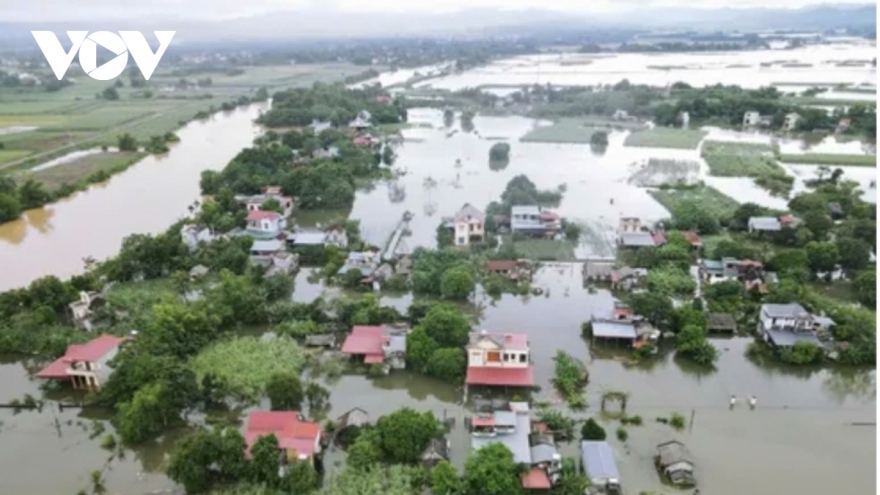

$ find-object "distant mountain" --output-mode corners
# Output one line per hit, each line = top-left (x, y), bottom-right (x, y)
(0, 4), (874, 45)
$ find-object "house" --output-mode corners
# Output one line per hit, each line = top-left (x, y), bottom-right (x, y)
(341, 324), (410, 369)
(783, 112), (800, 131)
(244, 411), (322, 465)
(339, 251), (379, 277)
(589, 319), (638, 346)
(618, 217), (642, 234)
(486, 260), (530, 282)
(239, 188), (294, 218)
(759, 303), (821, 349)
(583, 258), (615, 283)
(836, 118), (851, 133)
(349, 110), (372, 130)
(250, 239), (285, 259)
(679, 111), (690, 128)
(511, 206), (561, 236)
(655, 440), (696, 487)
(182, 225), (214, 251)
(304, 334), (337, 348)
(420, 437), (450, 468)
(189, 264), (209, 280)
(335, 408), (369, 432)
(522, 467), (553, 491)
(610, 267), (647, 291)
(246, 210), (287, 238)
(450, 203), (485, 246)
(374, 95), (392, 104)
(706, 313), (737, 333)
(581, 441), (622, 494)
(743, 110), (761, 127)
(287, 226), (349, 249)
(529, 439), (562, 486)
(69, 291), (104, 330)
(309, 119), (333, 133)
(471, 401), (532, 463)
(36, 335), (127, 389)
(249, 240), (298, 275)
(747, 216), (781, 233)
(352, 134), (376, 147)
(619, 231), (657, 248)
(313, 146), (340, 159)
(828, 202), (844, 218)
(466, 331), (535, 388)
(699, 257), (765, 285)
(681, 231), (702, 250)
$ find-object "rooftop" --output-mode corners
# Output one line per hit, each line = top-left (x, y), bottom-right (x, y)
(251, 239), (284, 252)
(471, 403), (531, 463)
(288, 231), (327, 245)
(761, 303), (810, 319)
(36, 335), (126, 379)
(620, 232), (656, 247)
(521, 467), (552, 490)
(581, 441), (620, 481)
(455, 203), (485, 223)
(341, 326), (385, 361)
(487, 260), (517, 272)
(245, 411), (321, 457)
(765, 329), (820, 347)
(591, 320), (638, 340)
(246, 210), (280, 222)
(466, 366), (535, 387)
(749, 216), (782, 231)
(656, 440), (693, 468)
(469, 331), (529, 350)
(511, 205), (540, 216)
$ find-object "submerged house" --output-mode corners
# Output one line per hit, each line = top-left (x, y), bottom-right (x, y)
(341, 324), (410, 369)
(471, 401), (532, 463)
(181, 224), (214, 251)
(759, 303), (823, 349)
(581, 441), (622, 494)
(69, 291), (104, 330)
(420, 437), (451, 468)
(655, 440), (696, 487)
(249, 240), (298, 276)
(36, 335), (127, 390)
(466, 331), (535, 388)
(244, 411), (322, 466)
(511, 206), (561, 237)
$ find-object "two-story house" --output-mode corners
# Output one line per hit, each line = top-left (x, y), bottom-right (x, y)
(240, 186), (294, 218)
(244, 411), (322, 467)
(466, 331), (535, 388)
(246, 210), (287, 238)
(760, 303), (821, 349)
(510, 206), (561, 237)
(36, 335), (127, 389)
(453, 203), (485, 247)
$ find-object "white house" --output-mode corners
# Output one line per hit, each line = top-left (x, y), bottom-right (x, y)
(760, 303), (813, 332)
(182, 225), (214, 251)
(783, 112), (800, 132)
(36, 335), (127, 389)
(743, 111), (761, 127)
(69, 291), (104, 331)
(246, 210), (286, 237)
(240, 186), (294, 218)
(510, 205), (560, 236)
(453, 203), (485, 246)
(679, 111), (690, 128)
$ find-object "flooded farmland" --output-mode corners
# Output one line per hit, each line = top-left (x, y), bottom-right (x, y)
(0, 50), (876, 495)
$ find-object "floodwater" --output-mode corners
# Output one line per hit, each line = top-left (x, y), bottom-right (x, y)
(0, 68), (875, 495)
(0, 104), (267, 292)
(418, 43), (877, 89)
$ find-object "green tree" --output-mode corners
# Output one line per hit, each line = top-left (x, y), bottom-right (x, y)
(141, 302), (220, 359)
(675, 325), (718, 365)
(0, 192), (22, 223)
(342, 268), (365, 288)
(117, 133), (138, 152)
(248, 434), (281, 486)
(463, 443), (523, 495)
(280, 460), (318, 493)
(265, 372), (304, 411)
(305, 381), (330, 412)
(102, 86), (120, 100)
(802, 210), (834, 240)
(589, 131), (608, 152)
(489, 142), (511, 167)
(374, 408), (440, 464)
(406, 326), (439, 373)
(628, 291), (675, 330)
(167, 429), (217, 493)
(431, 461), (462, 495)
(835, 237), (871, 274)
(436, 223), (454, 248)
(671, 201), (720, 234)
(17, 179), (51, 209)
(419, 304), (471, 348)
(440, 267), (475, 300)
(115, 382), (176, 445)
(427, 348), (466, 384)
(805, 241), (839, 274)
(854, 270), (876, 308)
(346, 430), (382, 470)
(580, 418), (606, 440)
(780, 341), (824, 365)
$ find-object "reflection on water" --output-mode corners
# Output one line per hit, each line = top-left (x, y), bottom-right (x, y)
(0, 104), (267, 291)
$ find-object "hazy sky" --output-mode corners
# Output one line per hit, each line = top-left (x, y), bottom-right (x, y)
(4, 0), (876, 22)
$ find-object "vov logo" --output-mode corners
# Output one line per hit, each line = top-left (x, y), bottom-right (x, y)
(32, 31), (175, 81)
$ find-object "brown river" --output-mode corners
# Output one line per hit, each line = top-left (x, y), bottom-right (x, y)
(0, 96), (875, 494)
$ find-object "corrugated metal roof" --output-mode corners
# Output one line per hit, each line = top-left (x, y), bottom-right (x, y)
(592, 321), (637, 339)
(581, 441), (620, 481)
(765, 329), (820, 347)
(620, 232), (656, 247)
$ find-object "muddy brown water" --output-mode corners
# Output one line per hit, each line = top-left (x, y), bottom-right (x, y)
(0, 93), (875, 494)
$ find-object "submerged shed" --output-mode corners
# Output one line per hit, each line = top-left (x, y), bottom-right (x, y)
(706, 313), (737, 333)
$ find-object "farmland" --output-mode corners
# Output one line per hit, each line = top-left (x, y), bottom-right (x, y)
(28, 151), (146, 190)
(623, 127), (707, 149)
(701, 141), (782, 177)
(778, 153), (876, 167)
(649, 184), (740, 219)
(519, 117), (647, 143)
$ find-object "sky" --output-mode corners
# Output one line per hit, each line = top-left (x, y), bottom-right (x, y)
(3, 0), (876, 22)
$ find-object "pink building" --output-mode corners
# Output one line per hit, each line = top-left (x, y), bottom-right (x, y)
(245, 411), (322, 465)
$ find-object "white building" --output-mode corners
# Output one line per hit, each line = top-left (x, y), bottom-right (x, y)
(453, 203), (485, 246)
(743, 110), (761, 127)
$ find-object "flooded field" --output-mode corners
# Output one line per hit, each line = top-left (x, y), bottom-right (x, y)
(418, 43), (877, 90)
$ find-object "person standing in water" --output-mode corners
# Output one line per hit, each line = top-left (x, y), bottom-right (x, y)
(730, 394), (737, 409)
(749, 395), (757, 410)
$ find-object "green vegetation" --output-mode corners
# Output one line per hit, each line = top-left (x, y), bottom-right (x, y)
(27, 151), (145, 190)
(615, 427), (628, 442)
(581, 418), (607, 441)
(778, 153), (876, 167)
(519, 117), (645, 144)
(701, 141), (782, 176)
(649, 184), (739, 221)
(623, 127), (707, 149)
(406, 303), (469, 384)
(489, 142), (511, 168)
(669, 413), (686, 430)
(553, 351), (588, 408)
(509, 238), (576, 261)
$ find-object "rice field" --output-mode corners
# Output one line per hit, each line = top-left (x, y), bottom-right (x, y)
(28, 151), (145, 189)
(778, 153), (876, 167)
(701, 141), (783, 177)
(623, 127), (708, 149)
(649, 185), (740, 219)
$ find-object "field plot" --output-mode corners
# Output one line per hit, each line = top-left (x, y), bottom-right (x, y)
(778, 153), (876, 167)
(28, 151), (146, 189)
(649, 185), (739, 218)
(701, 141), (782, 176)
(628, 158), (700, 187)
(0, 150), (32, 164)
(623, 127), (707, 149)
(520, 117), (647, 143)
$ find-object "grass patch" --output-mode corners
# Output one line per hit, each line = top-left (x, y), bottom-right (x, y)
(0, 150), (32, 164)
(521, 118), (647, 144)
(28, 151), (145, 190)
(511, 238), (576, 261)
(649, 185), (739, 219)
(624, 127), (707, 150)
(778, 153), (876, 167)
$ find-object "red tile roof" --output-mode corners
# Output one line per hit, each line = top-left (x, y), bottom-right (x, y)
(36, 335), (125, 380)
(245, 411), (321, 457)
(341, 326), (385, 361)
(779, 214), (795, 225)
(486, 260), (517, 272)
(472, 416), (496, 427)
(466, 366), (535, 387)
(246, 210), (280, 222)
(521, 467), (552, 490)
(652, 232), (667, 245)
(682, 230), (702, 246)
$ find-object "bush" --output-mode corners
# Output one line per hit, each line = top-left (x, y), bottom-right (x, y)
(581, 418), (606, 441)
(553, 351), (587, 408)
(616, 427), (628, 442)
(620, 414), (642, 426)
(100, 434), (117, 450)
(669, 413), (685, 430)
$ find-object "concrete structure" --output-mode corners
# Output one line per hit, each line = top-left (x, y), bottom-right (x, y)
(36, 335), (126, 389)
(244, 411), (322, 465)
(743, 110), (761, 127)
(69, 291), (104, 331)
(511, 205), (561, 236)
(618, 217), (642, 234)
(759, 303), (821, 349)
(466, 331), (535, 387)
(655, 440), (695, 486)
(339, 251), (379, 277)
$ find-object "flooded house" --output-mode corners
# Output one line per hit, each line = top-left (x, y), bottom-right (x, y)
(420, 437), (451, 468)
(36, 335), (127, 390)
(442, 203), (486, 247)
(244, 411), (322, 467)
(655, 440), (696, 487)
(69, 290), (104, 330)
(465, 331), (535, 389)
(471, 401), (532, 462)
(349, 110), (372, 130)
(245, 210), (287, 238)
(340, 324), (410, 370)
(339, 251), (380, 277)
(510, 205), (561, 237)
(783, 112), (801, 131)
(759, 303), (828, 349)
(486, 260), (530, 282)
(699, 257), (767, 291)
(583, 258), (615, 283)
(238, 186), (294, 218)
(747, 214), (798, 234)
(743, 110), (770, 127)
(181, 224), (214, 251)
(249, 240), (298, 276)
(706, 312), (737, 334)
(527, 437), (562, 489)
(581, 441), (622, 495)
(286, 226), (348, 249)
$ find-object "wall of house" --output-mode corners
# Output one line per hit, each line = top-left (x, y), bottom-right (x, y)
(468, 344), (529, 368)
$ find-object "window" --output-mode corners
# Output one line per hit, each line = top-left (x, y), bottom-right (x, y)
(519, 353), (527, 363)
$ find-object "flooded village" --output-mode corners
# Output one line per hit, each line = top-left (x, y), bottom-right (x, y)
(0, 24), (877, 495)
